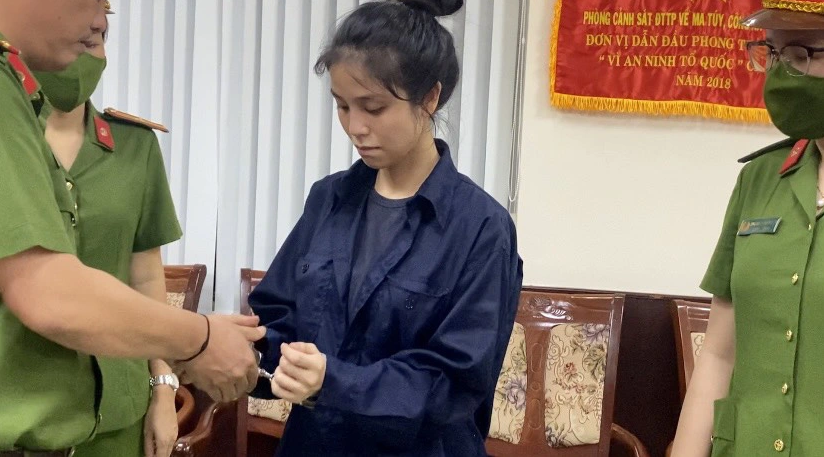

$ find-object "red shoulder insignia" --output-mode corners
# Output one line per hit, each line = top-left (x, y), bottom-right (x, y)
(779, 139), (809, 175)
(93, 115), (115, 150)
(103, 108), (168, 133)
(6, 49), (37, 96)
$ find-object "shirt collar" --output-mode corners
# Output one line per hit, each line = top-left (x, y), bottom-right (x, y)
(779, 139), (816, 177)
(334, 139), (458, 227)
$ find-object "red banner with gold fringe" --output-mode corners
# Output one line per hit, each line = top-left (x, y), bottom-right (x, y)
(550, 0), (769, 123)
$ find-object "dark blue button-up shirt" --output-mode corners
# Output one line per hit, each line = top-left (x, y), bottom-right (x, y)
(250, 140), (523, 456)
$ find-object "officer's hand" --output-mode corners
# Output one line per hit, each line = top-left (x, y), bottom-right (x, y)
(270, 342), (326, 404)
(179, 314), (265, 402)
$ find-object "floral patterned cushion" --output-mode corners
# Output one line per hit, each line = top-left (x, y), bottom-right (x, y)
(489, 322), (527, 444)
(544, 323), (610, 448)
(691, 332), (705, 360)
(166, 292), (186, 309)
(247, 396), (292, 422)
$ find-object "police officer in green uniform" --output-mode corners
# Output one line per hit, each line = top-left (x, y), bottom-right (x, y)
(32, 5), (182, 455)
(673, 1), (824, 456)
(0, 2), (265, 455)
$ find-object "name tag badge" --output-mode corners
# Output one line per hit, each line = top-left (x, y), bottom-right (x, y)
(737, 217), (781, 236)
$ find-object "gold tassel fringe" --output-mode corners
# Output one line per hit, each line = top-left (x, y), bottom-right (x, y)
(548, 0), (563, 100)
(550, 93), (771, 124)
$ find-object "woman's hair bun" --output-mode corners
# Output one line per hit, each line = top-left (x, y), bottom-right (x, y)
(400, 0), (463, 17)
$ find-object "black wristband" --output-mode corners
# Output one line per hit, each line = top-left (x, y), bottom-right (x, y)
(179, 314), (210, 362)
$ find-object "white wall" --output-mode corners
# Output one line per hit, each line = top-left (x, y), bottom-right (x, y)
(516, 0), (783, 296)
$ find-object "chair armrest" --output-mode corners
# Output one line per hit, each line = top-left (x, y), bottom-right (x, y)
(173, 397), (238, 457)
(610, 423), (650, 457)
(175, 385), (196, 436)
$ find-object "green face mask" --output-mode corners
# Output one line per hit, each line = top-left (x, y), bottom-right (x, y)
(764, 62), (824, 140)
(34, 53), (107, 112)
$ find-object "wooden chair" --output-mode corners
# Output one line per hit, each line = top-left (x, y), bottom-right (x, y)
(173, 392), (240, 457)
(160, 265), (208, 437)
(235, 278), (649, 456)
(665, 298), (712, 456)
(236, 269), (288, 457)
(670, 299), (712, 401)
(163, 264), (207, 312)
(159, 264), (238, 456)
(485, 288), (649, 457)
(175, 385), (196, 436)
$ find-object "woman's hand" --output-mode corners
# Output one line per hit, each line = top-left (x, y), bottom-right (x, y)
(270, 342), (327, 404)
(143, 387), (178, 457)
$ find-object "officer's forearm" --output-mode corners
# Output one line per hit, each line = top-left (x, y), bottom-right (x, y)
(129, 249), (179, 376)
(0, 247), (204, 360)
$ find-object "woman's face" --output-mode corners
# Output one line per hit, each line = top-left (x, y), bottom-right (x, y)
(329, 61), (437, 171)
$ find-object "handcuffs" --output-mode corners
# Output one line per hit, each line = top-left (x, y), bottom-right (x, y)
(253, 348), (317, 408)
(254, 349), (274, 380)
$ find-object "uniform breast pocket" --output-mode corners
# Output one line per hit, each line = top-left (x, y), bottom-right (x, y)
(293, 256), (336, 341)
(380, 275), (450, 347)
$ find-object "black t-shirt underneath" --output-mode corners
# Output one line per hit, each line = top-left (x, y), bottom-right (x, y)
(348, 189), (412, 319)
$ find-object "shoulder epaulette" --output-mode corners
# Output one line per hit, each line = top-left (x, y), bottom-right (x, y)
(738, 138), (797, 163)
(778, 139), (810, 175)
(102, 108), (168, 133)
(0, 39), (37, 95)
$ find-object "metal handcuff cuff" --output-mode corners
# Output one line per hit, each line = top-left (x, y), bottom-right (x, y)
(254, 348), (274, 380)
(253, 348), (318, 408)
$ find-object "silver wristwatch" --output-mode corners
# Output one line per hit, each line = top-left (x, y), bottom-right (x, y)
(149, 373), (180, 393)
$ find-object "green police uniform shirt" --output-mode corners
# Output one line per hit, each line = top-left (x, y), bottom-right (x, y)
(0, 36), (100, 450)
(67, 103), (182, 434)
(702, 139), (824, 456)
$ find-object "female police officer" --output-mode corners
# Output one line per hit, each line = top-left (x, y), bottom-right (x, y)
(32, 6), (182, 456)
(673, 1), (824, 455)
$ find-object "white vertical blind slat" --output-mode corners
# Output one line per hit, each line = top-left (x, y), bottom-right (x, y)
(275, 0), (311, 250)
(484, 0), (520, 206)
(456, 0), (494, 183)
(182, 0), (221, 309)
(251, 1), (286, 269)
(304, 0), (336, 199)
(164, 1), (195, 265)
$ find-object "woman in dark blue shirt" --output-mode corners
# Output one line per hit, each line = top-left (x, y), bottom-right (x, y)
(250, 1), (523, 455)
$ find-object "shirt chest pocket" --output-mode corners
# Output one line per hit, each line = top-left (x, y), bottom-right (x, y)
(293, 256), (336, 341)
(373, 275), (450, 348)
(733, 215), (801, 280)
